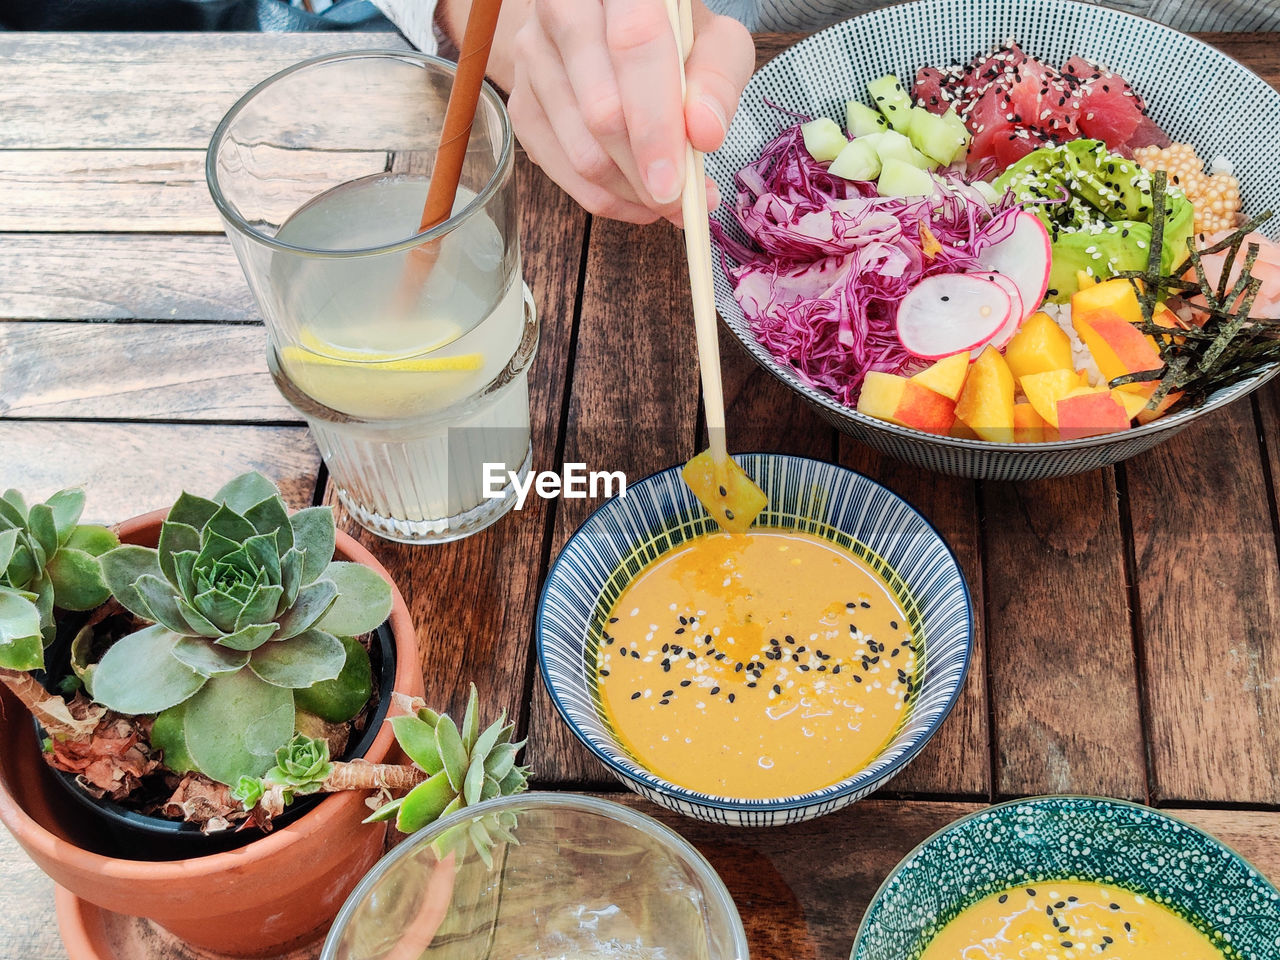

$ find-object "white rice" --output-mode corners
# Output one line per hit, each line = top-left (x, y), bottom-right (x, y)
(1039, 301), (1104, 387)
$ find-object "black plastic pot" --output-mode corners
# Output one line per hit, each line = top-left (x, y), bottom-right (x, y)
(35, 615), (395, 862)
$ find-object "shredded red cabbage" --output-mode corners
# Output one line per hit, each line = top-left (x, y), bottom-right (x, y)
(714, 122), (1018, 404)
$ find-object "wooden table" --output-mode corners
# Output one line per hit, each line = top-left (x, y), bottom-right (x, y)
(2, 27), (1280, 960)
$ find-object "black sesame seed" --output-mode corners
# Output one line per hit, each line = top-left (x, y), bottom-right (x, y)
(659, 698), (670, 705)
(718, 485), (727, 497)
(940, 295), (950, 302)
(727, 693), (735, 703)
(711, 686), (721, 695)
(631, 691), (641, 700)
(608, 617), (619, 623)
(999, 894), (1008, 904)
(1027, 888), (1037, 896)
(600, 669), (610, 676)
(724, 509), (735, 521)
(772, 684), (781, 694)
(1110, 904), (1120, 911)
(860, 601), (871, 608)
(735, 662), (744, 673)
(890, 620), (899, 630)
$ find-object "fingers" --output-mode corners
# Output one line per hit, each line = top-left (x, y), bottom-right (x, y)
(536, 0), (660, 212)
(509, 56), (660, 223)
(683, 6), (755, 153)
(601, 0), (687, 207)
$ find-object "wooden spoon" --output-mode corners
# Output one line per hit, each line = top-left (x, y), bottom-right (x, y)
(665, 0), (766, 534)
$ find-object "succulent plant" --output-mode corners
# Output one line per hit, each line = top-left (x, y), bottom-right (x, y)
(0, 487), (117, 672)
(89, 472), (392, 785)
(370, 684), (530, 845)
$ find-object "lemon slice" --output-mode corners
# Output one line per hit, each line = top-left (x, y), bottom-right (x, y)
(281, 344), (485, 373)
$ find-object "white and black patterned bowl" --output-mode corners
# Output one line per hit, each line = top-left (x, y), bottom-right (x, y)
(536, 453), (973, 826)
(707, 0), (1280, 480)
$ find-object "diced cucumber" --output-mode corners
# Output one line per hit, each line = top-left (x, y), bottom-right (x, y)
(829, 137), (882, 181)
(874, 129), (934, 171)
(800, 117), (848, 162)
(846, 101), (888, 138)
(877, 158), (937, 198)
(907, 107), (968, 166)
(867, 73), (913, 132)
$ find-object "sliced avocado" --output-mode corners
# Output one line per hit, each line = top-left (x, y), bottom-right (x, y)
(867, 74), (913, 132)
(800, 117), (848, 162)
(846, 101), (888, 138)
(829, 137), (882, 181)
(994, 139), (1196, 300)
(877, 158), (935, 198)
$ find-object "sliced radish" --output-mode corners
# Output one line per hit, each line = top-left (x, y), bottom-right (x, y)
(896, 274), (1012, 360)
(970, 271), (1024, 352)
(975, 210), (1052, 316)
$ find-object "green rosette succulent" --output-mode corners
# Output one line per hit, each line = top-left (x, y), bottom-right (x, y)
(0, 487), (118, 671)
(91, 472), (392, 785)
(370, 684), (530, 849)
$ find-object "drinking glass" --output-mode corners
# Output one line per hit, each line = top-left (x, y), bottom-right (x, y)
(322, 793), (750, 960)
(208, 51), (537, 544)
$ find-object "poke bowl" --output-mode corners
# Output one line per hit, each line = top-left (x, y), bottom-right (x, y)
(536, 453), (973, 827)
(707, 0), (1280, 480)
(852, 795), (1280, 960)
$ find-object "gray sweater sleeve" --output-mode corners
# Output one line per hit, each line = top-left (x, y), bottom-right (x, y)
(705, 0), (1280, 33)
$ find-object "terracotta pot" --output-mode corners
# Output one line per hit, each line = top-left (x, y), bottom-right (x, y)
(0, 510), (424, 958)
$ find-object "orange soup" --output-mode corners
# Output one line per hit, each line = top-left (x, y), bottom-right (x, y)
(919, 881), (1226, 960)
(597, 528), (915, 798)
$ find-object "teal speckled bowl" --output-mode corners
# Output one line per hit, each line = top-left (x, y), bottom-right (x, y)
(853, 796), (1280, 960)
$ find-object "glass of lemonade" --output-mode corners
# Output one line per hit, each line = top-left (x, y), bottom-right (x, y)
(207, 51), (536, 543)
(322, 793), (750, 960)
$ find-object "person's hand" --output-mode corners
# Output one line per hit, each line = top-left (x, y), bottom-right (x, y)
(506, 0), (754, 224)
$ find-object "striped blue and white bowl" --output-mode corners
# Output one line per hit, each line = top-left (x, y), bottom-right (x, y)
(536, 453), (973, 826)
(708, 0), (1280, 480)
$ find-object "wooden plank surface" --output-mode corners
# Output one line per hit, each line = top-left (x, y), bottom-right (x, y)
(982, 471), (1147, 800)
(0, 235), (257, 322)
(1126, 400), (1280, 805)
(329, 157), (589, 729)
(0, 32), (407, 150)
(0, 322), (292, 422)
(0, 421), (319, 522)
(525, 216), (700, 787)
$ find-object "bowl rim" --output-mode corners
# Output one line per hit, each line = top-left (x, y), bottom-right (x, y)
(709, 0), (1280, 451)
(849, 793), (1280, 958)
(536, 451), (974, 813)
(321, 791), (751, 960)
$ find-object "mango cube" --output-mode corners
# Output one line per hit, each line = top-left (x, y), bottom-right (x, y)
(909, 352), (970, 402)
(1004, 311), (1074, 380)
(1072, 311), (1163, 397)
(1072, 277), (1143, 325)
(858, 371), (955, 434)
(682, 450), (767, 534)
(1056, 388), (1131, 440)
(954, 346), (1015, 442)
(1013, 401), (1053, 443)
(1019, 369), (1087, 427)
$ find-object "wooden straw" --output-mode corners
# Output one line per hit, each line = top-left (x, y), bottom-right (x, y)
(665, 0), (730, 463)
(417, 0), (505, 233)
(395, 0), (504, 311)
